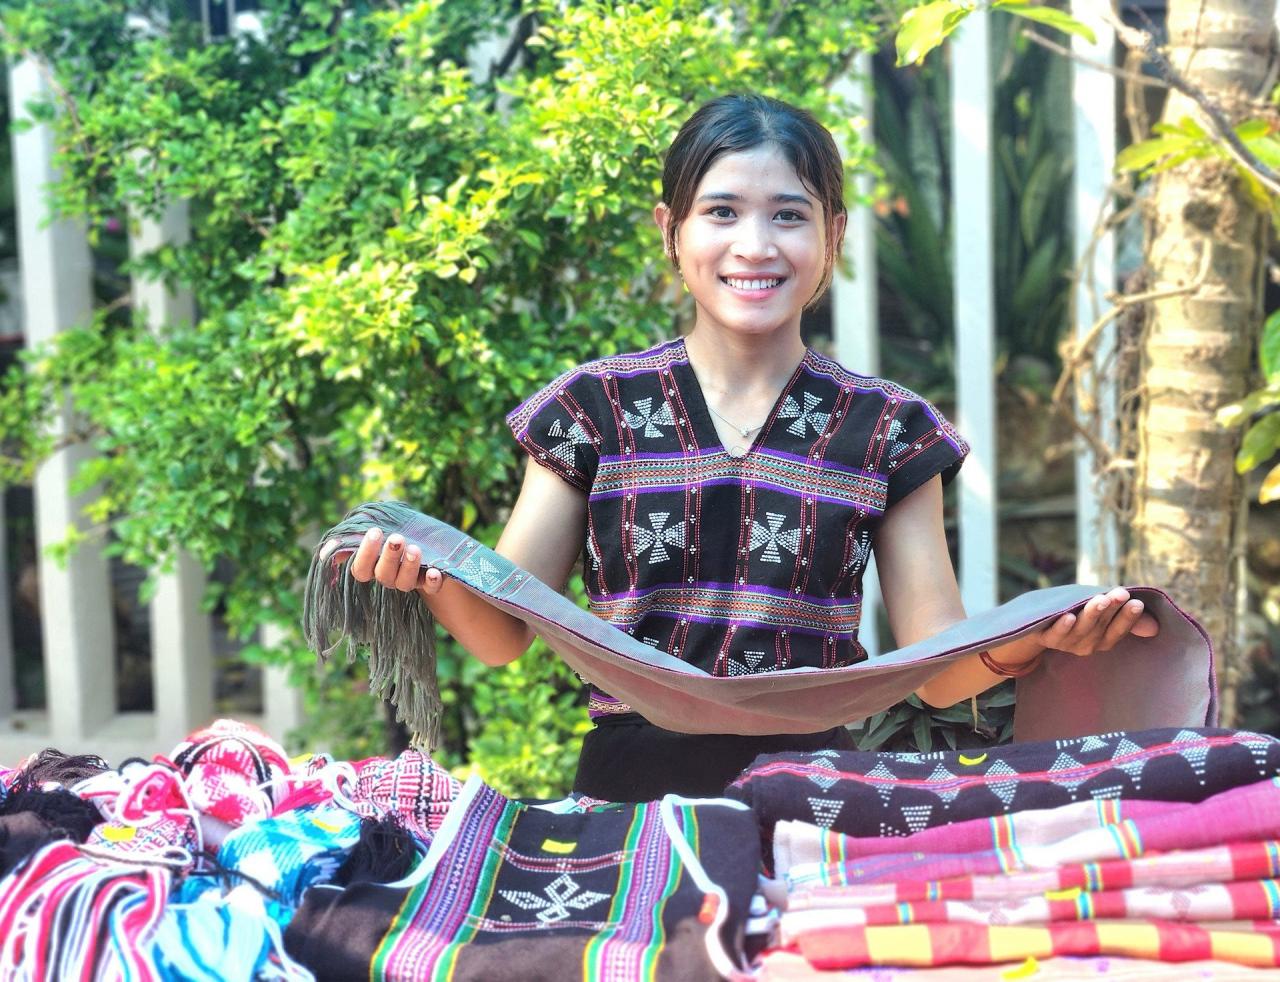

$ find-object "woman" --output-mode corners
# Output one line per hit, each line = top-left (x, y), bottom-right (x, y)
(348, 94), (1158, 801)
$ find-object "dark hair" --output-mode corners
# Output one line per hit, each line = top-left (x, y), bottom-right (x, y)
(660, 93), (846, 302)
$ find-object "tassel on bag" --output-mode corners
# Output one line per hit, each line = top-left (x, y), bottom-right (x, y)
(302, 501), (443, 749)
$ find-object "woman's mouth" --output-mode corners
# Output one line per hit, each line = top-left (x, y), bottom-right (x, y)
(721, 276), (785, 294)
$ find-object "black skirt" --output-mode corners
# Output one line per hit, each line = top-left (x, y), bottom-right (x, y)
(572, 719), (856, 802)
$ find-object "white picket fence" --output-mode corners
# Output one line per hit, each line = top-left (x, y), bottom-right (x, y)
(0, 6), (1119, 762)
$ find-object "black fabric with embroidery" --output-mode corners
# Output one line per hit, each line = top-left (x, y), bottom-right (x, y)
(507, 337), (968, 727)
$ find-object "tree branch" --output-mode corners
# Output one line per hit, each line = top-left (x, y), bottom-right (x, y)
(1104, 10), (1280, 197)
(1021, 28), (1167, 90)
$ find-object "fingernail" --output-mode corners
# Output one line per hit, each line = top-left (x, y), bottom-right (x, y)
(367, 528), (382, 541)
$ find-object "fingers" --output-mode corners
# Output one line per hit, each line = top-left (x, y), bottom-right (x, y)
(349, 529), (433, 593)
(1096, 597), (1145, 652)
(421, 567), (444, 595)
(349, 528), (383, 582)
(394, 542), (422, 591)
(1048, 588), (1159, 657)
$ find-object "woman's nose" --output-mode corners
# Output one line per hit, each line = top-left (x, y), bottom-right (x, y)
(732, 217), (778, 260)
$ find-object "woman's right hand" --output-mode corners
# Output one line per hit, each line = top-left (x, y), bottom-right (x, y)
(348, 527), (445, 595)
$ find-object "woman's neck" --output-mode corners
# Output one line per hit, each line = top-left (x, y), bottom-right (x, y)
(682, 324), (806, 401)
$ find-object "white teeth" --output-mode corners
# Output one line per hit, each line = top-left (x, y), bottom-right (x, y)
(725, 277), (781, 291)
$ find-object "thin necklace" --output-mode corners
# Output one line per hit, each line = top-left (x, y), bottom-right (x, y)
(705, 400), (766, 438)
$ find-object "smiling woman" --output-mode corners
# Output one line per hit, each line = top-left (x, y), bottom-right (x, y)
(345, 93), (1160, 802)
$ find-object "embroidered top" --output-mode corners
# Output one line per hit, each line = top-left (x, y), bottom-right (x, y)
(506, 337), (969, 724)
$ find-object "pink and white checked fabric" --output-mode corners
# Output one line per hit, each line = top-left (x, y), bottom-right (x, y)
(347, 749), (461, 842)
(169, 720), (294, 827)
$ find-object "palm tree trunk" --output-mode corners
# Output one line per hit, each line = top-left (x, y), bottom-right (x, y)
(1129, 0), (1274, 725)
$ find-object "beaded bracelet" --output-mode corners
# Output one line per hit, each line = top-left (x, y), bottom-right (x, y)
(978, 649), (1043, 678)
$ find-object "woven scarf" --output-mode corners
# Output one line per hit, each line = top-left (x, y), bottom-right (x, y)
(303, 502), (1217, 748)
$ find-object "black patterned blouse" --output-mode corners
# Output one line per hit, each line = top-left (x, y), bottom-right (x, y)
(506, 337), (969, 724)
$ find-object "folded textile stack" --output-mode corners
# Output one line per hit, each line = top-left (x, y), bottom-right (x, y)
(0, 719), (760, 981)
(726, 728), (1280, 978)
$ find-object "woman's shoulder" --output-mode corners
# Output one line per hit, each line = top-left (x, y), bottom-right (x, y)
(507, 337), (683, 433)
(801, 347), (936, 406)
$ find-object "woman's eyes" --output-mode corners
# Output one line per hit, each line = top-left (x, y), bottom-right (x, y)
(704, 207), (808, 222)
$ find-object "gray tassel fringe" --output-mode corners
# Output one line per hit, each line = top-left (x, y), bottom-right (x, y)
(302, 501), (442, 749)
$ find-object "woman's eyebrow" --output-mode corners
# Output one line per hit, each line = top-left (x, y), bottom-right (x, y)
(696, 191), (813, 206)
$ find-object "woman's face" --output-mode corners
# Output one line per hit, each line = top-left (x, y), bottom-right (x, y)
(656, 144), (840, 341)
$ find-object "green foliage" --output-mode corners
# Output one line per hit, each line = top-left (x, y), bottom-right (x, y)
(0, 0), (882, 790)
(1220, 310), (1280, 505)
(895, 0), (1093, 68)
(855, 685), (1016, 752)
(1118, 117), (1280, 231)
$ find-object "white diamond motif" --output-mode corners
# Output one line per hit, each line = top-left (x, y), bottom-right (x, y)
(499, 873), (610, 925)
(632, 511), (686, 564)
(779, 391), (830, 437)
(749, 512), (801, 564)
(547, 419), (591, 468)
(622, 397), (675, 439)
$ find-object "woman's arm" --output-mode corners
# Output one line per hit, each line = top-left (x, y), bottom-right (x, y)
(352, 458), (587, 667)
(873, 476), (1158, 708)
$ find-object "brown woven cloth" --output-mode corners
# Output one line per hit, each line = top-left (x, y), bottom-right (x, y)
(303, 502), (1216, 749)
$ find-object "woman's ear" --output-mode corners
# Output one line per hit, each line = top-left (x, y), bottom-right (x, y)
(654, 202), (678, 266)
(831, 210), (848, 257)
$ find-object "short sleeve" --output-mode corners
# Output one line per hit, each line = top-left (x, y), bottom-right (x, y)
(505, 368), (604, 492)
(884, 394), (969, 507)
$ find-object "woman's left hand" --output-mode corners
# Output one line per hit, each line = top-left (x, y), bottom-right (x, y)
(1033, 587), (1161, 657)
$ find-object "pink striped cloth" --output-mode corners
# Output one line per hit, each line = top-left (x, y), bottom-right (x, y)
(784, 839), (1280, 910)
(775, 777), (1280, 887)
(780, 877), (1280, 936)
(757, 948), (1275, 979)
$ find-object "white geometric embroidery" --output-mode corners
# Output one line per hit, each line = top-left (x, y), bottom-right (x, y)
(1089, 784), (1124, 801)
(547, 419), (591, 468)
(928, 763), (963, 805)
(902, 804), (934, 833)
(458, 555), (500, 589)
(632, 511), (686, 564)
(1077, 734), (1109, 754)
(845, 530), (872, 576)
(499, 873), (610, 924)
(586, 537), (601, 571)
(808, 797), (843, 829)
(779, 391), (830, 437)
(885, 418), (911, 458)
(622, 397), (675, 438)
(985, 759), (1020, 808)
(728, 650), (771, 677)
(806, 758), (839, 791)
(867, 762), (898, 803)
(749, 512), (801, 564)
(1048, 753), (1089, 795)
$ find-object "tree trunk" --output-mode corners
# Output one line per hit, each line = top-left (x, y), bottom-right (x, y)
(1129, 0), (1274, 726)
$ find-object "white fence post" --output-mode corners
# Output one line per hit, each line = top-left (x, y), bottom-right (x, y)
(129, 198), (215, 745)
(830, 61), (884, 658)
(9, 57), (115, 742)
(950, 14), (999, 614)
(0, 494), (13, 719)
(1072, 0), (1118, 587)
(260, 622), (303, 749)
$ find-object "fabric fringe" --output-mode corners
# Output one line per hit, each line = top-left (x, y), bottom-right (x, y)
(303, 501), (442, 749)
(17, 748), (109, 788)
(331, 814), (422, 888)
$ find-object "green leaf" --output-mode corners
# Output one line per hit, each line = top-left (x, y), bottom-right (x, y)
(1237, 412), (1280, 473)
(1261, 463), (1280, 504)
(912, 712), (933, 753)
(994, 2), (1096, 44)
(1262, 308), (1280, 381)
(1019, 154), (1057, 246)
(1115, 136), (1193, 173)
(895, 1), (971, 67)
